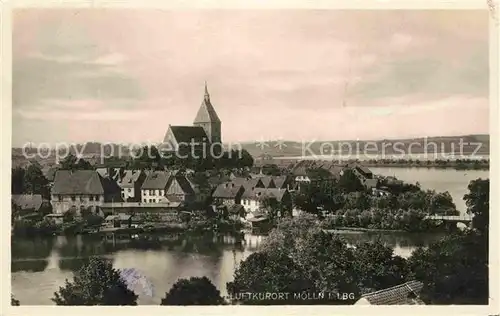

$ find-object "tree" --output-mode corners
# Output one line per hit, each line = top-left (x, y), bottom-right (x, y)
(261, 164), (281, 176)
(408, 230), (488, 304)
(292, 230), (359, 302)
(463, 178), (489, 233)
(60, 154), (93, 170)
(23, 164), (50, 197)
(337, 169), (364, 193)
(227, 252), (315, 304)
(52, 257), (138, 305)
(237, 149), (254, 168)
(161, 276), (224, 305)
(11, 167), (25, 194)
(352, 241), (409, 294)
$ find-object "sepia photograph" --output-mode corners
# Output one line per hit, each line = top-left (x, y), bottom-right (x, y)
(3, 2), (497, 311)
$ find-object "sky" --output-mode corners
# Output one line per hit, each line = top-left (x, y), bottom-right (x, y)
(12, 9), (489, 146)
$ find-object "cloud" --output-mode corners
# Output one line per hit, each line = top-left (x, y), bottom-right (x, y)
(11, 9), (489, 145)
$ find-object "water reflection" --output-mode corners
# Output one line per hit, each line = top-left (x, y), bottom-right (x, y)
(12, 259), (49, 272)
(12, 231), (443, 305)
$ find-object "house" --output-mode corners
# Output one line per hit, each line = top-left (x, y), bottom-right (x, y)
(141, 171), (196, 204)
(354, 165), (374, 179)
(227, 204), (246, 221)
(354, 280), (425, 305)
(141, 171), (171, 203)
(247, 210), (271, 232)
(240, 187), (292, 217)
(348, 165), (378, 189)
(51, 170), (121, 215)
(256, 176), (276, 188)
(231, 177), (265, 191)
(12, 194), (51, 219)
(166, 174), (196, 203)
(103, 213), (133, 229)
(212, 182), (245, 206)
(116, 170), (147, 202)
(96, 166), (125, 180)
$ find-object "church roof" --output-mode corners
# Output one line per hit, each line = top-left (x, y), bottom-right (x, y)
(193, 83), (221, 123)
(164, 126), (209, 144)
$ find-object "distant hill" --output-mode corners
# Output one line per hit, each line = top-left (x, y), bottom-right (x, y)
(11, 135), (490, 167)
(236, 134), (490, 158)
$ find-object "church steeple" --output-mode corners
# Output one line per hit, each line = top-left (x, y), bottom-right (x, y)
(193, 82), (222, 144)
(204, 81), (210, 103)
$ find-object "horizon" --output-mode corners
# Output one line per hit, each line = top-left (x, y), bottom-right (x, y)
(11, 133), (491, 149)
(13, 9), (489, 146)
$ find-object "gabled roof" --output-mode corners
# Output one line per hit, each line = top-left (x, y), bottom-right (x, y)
(164, 126), (209, 145)
(193, 83), (221, 123)
(141, 171), (171, 190)
(242, 187), (288, 201)
(42, 166), (58, 182)
(355, 165), (373, 175)
(12, 194), (44, 211)
(117, 170), (144, 188)
(273, 175), (292, 189)
(231, 177), (264, 191)
(52, 170), (105, 195)
(173, 175), (196, 195)
(212, 182), (243, 199)
(228, 204), (245, 215)
(258, 176), (276, 188)
(360, 280), (425, 305)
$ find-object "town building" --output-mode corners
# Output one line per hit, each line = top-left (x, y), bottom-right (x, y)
(12, 194), (51, 219)
(116, 170), (147, 202)
(51, 170), (121, 215)
(140, 170), (196, 204)
(162, 82), (222, 156)
(212, 182), (245, 206)
(241, 187), (292, 217)
(354, 280), (425, 305)
(141, 171), (172, 203)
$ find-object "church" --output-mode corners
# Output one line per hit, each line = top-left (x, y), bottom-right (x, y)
(162, 82), (223, 157)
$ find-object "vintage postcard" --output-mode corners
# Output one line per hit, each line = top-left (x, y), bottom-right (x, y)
(1, 0), (499, 315)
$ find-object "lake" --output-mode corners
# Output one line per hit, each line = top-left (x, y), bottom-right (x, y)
(369, 167), (489, 215)
(11, 167), (489, 305)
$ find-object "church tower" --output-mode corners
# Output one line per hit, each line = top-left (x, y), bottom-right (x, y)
(193, 82), (222, 144)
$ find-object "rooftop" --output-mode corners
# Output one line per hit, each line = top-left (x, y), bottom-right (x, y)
(359, 280), (425, 305)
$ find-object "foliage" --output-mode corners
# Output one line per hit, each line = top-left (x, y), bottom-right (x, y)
(130, 146), (164, 170)
(11, 167), (26, 194)
(227, 252), (316, 304)
(161, 276), (224, 305)
(234, 218), (411, 304)
(52, 257), (138, 305)
(337, 169), (364, 193)
(408, 230), (488, 304)
(352, 241), (409, 294)
(463, 178), (489, 233)
(261, 164), (281, 176)
(60, 154), (93, 170)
